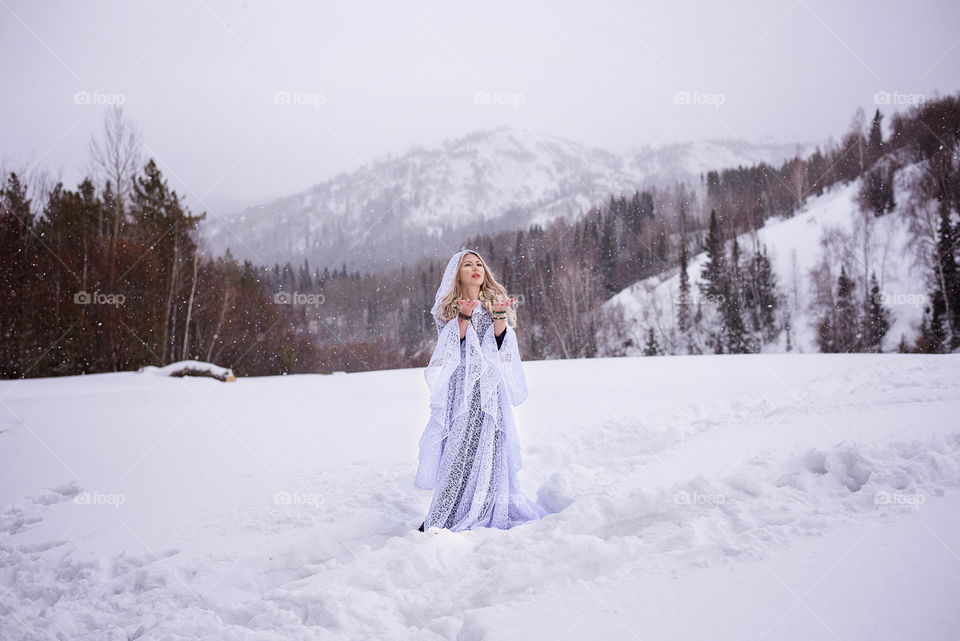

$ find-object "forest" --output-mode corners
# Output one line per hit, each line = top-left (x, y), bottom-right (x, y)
(2, 94), (959, 378)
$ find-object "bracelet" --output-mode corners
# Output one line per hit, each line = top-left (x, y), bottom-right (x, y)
(458, 311), (473, 320)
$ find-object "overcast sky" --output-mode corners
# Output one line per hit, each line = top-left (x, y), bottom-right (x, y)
(2, 0), (958, 217)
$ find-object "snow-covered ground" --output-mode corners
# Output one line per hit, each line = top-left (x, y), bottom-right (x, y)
(608, 175), (929, 354)
(2, 353), (959, 639)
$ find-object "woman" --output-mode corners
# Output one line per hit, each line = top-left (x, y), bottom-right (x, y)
(415, 249), (547, 532)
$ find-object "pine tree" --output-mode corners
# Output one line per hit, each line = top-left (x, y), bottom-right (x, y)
(917, 303), (946, 353)
(599, 210), (618, 293)
(861, 271), (891, 352)
(699, 209), (725, 302)
(299, 258), (312, 290)
(817, 265), (860, 352)
(698, 209), (740, 354)
(130, 159), (206, 363)
(722, 237), (750, 353)
(677, 235), (691, 335)
(834, 265), (861, 351)
(859, 161), (896, 216)
(754, 244), (780, 342)
(867, 108), (884, 166)
(643, 327), (661, 356)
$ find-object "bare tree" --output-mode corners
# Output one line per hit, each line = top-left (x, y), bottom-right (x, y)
(181, 247), (200, 360)
(88, 105), (142, 239)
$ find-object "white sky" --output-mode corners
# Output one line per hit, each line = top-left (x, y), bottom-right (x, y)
(1, 0), (958, 217)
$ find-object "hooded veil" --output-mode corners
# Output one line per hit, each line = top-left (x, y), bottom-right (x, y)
(415, 249), (546, 530)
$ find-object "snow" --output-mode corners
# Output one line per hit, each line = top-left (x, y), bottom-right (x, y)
(1, 352), (959, 639)
(138, 360), (236, 381)
(608, 173), (929, 354)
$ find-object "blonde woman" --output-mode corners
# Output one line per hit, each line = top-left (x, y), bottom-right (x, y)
(415, 249), (546, 531)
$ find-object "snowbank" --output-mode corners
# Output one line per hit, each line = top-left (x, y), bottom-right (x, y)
(138, 359), (236, 382)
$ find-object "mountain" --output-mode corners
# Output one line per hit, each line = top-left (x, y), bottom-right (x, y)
(201, 127), (812, 274)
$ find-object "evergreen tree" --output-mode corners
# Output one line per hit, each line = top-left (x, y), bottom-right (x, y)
(824, 265), (861, 352)
(677, 235), (691, 335)
(643, 327), (661, 356)
(917, 303), (946, 353)
(861, 271), (891, 352)
(698, 209), (725, 301)
(0, 173), (33, 234)
(599, 210), (618, 293)
(130, 159), (205, 363)
(859, 160), (896, 216)
(817, 265), (859, 352)
(722, 237), (750, 353)
(299, 258), (312, 290)
(753, 244), (780, 343)
(867, 108), (884, 166)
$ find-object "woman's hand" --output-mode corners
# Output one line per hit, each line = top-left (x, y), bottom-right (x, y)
(456, 298), (479, 339)
(492, 297), (517, 313)
(457, 298), (480, 316)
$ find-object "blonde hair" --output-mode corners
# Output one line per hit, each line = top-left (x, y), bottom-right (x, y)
(437, 251), (519, 328)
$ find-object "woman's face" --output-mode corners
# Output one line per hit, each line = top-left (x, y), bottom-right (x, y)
(459, 253), (485, 290)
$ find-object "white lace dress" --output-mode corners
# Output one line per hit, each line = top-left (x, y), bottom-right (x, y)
(415, 303), (546, 531)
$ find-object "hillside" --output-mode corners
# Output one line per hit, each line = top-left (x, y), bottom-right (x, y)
(604, 170), (928, 354)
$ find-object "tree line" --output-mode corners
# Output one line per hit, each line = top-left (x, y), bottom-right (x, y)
(3, 95), (958, 379)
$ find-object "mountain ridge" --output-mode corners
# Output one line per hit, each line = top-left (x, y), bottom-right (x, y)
(202, 126), (815, 273)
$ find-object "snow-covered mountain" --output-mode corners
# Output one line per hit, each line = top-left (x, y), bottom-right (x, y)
(604, 169), (928, 354)
(2, 354), (958, 637)
(202, 127), (810, 273)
